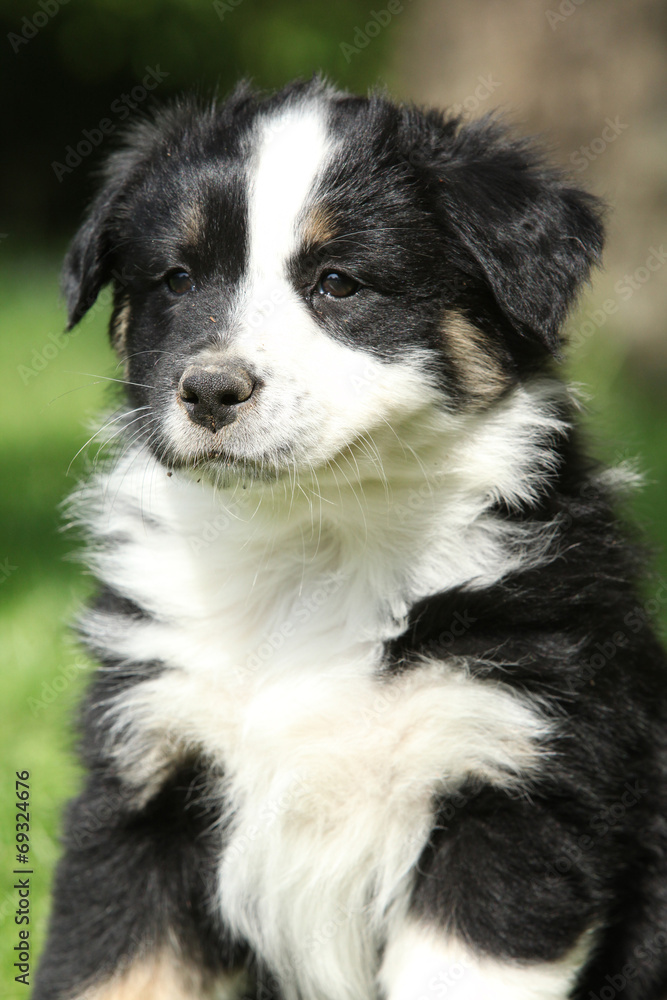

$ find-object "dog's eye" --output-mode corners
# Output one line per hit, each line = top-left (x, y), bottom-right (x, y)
(316, 271), (359, 298)
(167, 270), (195, 295)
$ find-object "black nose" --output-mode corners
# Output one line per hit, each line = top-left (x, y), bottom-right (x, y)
(177, 363), (256, 432)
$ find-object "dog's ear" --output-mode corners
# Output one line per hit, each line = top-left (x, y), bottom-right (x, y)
(61, 131), (153, 329)
(61, 95), (249, 331)
(424, 115), (605, 353)
(62, 188), (117, 330)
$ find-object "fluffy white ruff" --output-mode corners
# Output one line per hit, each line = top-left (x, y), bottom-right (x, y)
(70, 378), (569, 1000)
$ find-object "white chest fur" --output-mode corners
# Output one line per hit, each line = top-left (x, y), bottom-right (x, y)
(100, 616), (547, 1000)
(75, 414), (557, 1000)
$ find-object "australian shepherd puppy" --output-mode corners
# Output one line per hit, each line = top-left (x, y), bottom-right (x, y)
(35, 79), (667, 1000)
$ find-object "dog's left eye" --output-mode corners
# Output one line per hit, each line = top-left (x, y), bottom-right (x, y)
(167, 270), (195, 295)
(316, 271), (359, 298)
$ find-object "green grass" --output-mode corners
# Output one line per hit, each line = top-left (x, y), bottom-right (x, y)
(0, 253), (666, 993)
(0, 254), (115, 994)
(566, 325), (667, 588)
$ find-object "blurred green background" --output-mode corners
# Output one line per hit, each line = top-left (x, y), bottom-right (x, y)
(1, 0), (666, 992)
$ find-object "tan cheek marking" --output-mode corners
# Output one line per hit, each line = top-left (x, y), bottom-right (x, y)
(78, 952), (247, 1000)
(443, 310), (512, 406)
(302, 204), (337, 248)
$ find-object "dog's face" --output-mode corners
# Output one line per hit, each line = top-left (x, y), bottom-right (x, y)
(64, 80), (603, 480)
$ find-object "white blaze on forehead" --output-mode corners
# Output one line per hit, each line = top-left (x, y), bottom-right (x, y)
(247, 103), (331, 281)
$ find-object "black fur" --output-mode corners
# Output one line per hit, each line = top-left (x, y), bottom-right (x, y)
(33, 760), (245, 998)
(386, 473), (667, 997)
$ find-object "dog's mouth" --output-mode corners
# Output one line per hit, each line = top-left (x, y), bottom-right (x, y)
(163, 436), (297, 484)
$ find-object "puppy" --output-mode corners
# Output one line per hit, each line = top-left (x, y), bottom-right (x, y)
(34, 79), (667, 1000)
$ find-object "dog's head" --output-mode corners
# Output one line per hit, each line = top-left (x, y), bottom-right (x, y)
(64, 79), (603, 480)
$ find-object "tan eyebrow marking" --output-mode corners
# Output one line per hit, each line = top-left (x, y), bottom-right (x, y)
(181, 201), (205, 245)
(110, 293), (131, 359)
(301, 203), (338, 249)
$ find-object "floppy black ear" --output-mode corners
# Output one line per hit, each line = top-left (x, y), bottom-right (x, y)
(61, 128), (152, 329)
(60, 99), (210, 330)
(433, 117), (605, 353)
(62, 190), (117, 330)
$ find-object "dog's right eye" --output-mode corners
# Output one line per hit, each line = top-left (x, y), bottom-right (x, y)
(167, 270), (195, 295)
(316, 271), (360, 298)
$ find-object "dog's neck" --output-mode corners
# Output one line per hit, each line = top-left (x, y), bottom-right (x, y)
(75, 378), (568, 655)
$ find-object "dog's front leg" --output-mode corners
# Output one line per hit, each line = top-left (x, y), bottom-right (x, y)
(32, 763), (247, 1000)
(379, 924), (589, 1000)
(379, 783), (599, 1000)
